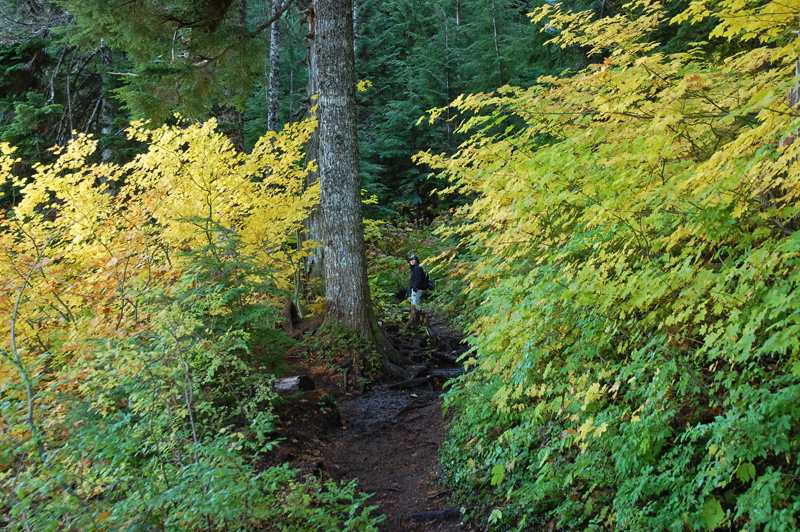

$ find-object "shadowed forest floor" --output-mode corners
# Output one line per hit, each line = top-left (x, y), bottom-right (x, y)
(263, 313), (475, 531)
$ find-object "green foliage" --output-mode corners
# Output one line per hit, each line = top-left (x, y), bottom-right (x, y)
(0, 14), (143, 186)
(244, 3), (310, 149)
(363, 218), (460, 320)
(0, 91), (63, 150)
(0, 40), (62, 185)
(0, 118), (382, 530)
(422, 0), (800, 529)
(55, 0), (272, 122)
(301, 325), (384, 388)
(1, 242), (384, 530)
(356, 0), (554, 220)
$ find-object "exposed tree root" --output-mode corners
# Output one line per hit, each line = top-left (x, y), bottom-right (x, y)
(282, 298), (412, 380)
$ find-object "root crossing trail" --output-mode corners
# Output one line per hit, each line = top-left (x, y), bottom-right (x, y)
(268, 315), (472, 531)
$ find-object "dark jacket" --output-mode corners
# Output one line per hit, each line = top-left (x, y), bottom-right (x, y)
(410, 265), (425, 291)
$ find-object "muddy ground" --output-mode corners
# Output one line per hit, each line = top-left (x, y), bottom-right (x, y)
(265, 314), (477, 531)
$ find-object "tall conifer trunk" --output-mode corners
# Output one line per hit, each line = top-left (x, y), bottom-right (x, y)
(315, 0), (371, 334)
(314, 0), (409, 376)
(267, 0), (282, 133)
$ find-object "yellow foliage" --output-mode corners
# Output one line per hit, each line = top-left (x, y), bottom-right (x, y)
(430, 4), (800, 526)
(0, 116), (318, 408)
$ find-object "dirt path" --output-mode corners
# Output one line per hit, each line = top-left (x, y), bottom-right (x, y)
(331, 386), (463, 531)
(267, 315), (473, 531)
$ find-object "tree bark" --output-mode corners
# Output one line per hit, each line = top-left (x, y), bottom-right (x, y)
(99, 42), (116, 163)
(215, 103), (245, 152)
(267, 0), (283, 133)
(303, 5), (324, 286)
(314, 0), (409, 377)
(315, 0), (370, 334)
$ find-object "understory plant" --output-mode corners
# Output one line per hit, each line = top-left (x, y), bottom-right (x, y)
(419, 0), (800, 530)
(0, 119), (383, 530)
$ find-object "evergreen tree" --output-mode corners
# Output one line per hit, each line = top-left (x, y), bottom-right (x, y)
(354, 0), (601, 221)
(0, 0), (137, 203)
(356, 0), (459, 220)
(316, 0), (409, 377)
(55, 0), (282, 124)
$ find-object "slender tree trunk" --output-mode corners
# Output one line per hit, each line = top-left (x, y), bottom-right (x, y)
(65, 55), (75, 137)
(455, 0), (462, 85)
(352, 0), (359, 54)
(491, 0), (504, 87)
(267, 0), (283, 133)
(303, 4), (324, 285)
(99, 42), (115, 163)
(440, 6), (452, 139)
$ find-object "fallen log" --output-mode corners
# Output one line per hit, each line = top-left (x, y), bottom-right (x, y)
(272, 375), (315, 394)
(385, 376), (431, 390)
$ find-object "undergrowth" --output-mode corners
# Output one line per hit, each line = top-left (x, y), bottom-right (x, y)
(0, 121), (384, 530)
(423, 1), (800, 530)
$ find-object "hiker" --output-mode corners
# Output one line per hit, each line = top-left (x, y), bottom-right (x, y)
(409, 254), (425, 312)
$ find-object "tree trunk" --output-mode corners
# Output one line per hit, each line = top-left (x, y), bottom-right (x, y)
(491, 0), (504, 87)
(267, 0), (283, 133)
(215, 104), (245, 152)
(216, 1), (247, 151)
(315, 0), (370, 334)
(99, 42), (116, 163)
(314, 0), (409, 377)
(440, 6), (452, 139)
(352, 0), (359, 54)
(455, 0), (461, 84)
(303, 4), (324, 288)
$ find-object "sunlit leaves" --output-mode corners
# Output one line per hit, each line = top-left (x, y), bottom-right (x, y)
(432, 0), (800, 529)
(0, 116), (344, 530)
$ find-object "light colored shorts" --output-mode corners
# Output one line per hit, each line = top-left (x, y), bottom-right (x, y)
(411, 289), (423, 308)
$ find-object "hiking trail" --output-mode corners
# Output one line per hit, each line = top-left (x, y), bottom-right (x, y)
(264, 313), (475, 531)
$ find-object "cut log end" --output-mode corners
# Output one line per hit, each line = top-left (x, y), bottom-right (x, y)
(273, 375), (315, 395)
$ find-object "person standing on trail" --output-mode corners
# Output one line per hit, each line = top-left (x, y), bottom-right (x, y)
(409, 254), (425, 312)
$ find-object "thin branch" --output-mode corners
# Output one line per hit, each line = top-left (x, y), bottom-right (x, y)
(3, 234), (60, 460)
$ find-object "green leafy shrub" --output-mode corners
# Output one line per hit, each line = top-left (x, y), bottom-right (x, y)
(0, 119), (382, 530)
(422, 0), (800, 529)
